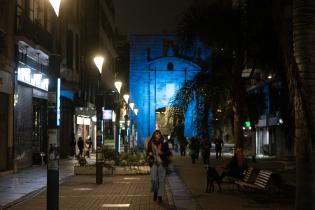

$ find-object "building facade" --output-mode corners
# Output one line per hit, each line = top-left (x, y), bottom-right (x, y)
(0, 0), (118, 172)
(129, 35), (211, 146)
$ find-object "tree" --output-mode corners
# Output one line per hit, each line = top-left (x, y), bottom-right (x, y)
(292, 0), (315, 208)
(175, 1), (247, 147)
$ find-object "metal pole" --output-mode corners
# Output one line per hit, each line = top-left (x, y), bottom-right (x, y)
(95, 92), (104, 184)
(47, 54), (61, 210)
(124, 105), (129, 152)
(114, 93), (120, 165)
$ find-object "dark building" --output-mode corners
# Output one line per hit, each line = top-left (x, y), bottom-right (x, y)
(0, 0), (118, 172)
(0, 0), (15, 173)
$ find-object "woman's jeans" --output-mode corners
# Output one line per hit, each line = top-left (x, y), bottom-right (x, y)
(150, 163), (166, 197)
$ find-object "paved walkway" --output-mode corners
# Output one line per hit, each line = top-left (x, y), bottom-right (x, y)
(171, 154), (295, 210)
(0, 153), (295, 210)
(0, 159), (75, 209)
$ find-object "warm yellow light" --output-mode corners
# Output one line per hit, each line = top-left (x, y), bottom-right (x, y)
(129, 102), (135, 110)
(123, 94), (129, 103)
(49, 0), (61, 16)
(114, 81), (122, 93)
(94, 56), (105, 74)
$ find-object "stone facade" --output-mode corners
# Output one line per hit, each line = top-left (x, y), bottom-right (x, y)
(129, 35), (211, 146)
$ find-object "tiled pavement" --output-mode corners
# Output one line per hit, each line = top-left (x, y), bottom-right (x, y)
(0, 159), (75, 209)
(171, 155), (295, 210)
(7, 175), (173, 210)
(0, 153), (296, 210)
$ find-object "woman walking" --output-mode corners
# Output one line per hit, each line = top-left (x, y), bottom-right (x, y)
(146, 130), (172, 203)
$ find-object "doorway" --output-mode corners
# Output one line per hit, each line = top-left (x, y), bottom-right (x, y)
(32, 98), (47, 164)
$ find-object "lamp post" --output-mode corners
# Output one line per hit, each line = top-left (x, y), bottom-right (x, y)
(47, 55), (61, 210)
(94, 55), (105, 184)
(123, 94), (129, 152)
(47, 2), (61, 209)
(114, 81), (122, 165)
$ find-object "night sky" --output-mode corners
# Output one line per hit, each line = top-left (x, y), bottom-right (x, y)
(113, 0), (195, 35)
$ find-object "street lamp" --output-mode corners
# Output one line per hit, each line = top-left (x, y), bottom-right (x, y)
(114, 80), (122, 164)
(94, 55), (105, 184)
(131, 108), (139, 148)
(49, 0), (61, 16)
(129, 102), (135, 110)
(114, 81), (122, 93)
(123, 94), (130, 151)
(94, 56), (105, 74)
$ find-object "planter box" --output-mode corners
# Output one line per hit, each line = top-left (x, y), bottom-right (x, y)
(74, 165), (150, 175)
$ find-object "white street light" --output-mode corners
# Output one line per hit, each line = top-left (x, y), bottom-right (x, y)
(123, 94), (129, 103)
(49, 0), (61, 16)
(114, 81), (122, 93)
(134, 108), (138, 115)
(94, 56), (105, 74)
(129, 102), (135, 110)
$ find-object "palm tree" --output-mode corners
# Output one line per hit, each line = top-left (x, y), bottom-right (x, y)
(175, 1), (247, 147)
(292, 0), (315, 208)
(270, 0), (314, 208)
(170, 67), (232, 140)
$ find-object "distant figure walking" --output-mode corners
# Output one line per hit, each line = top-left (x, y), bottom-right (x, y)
(85, 136), (93, 158)
(77, 137), (84, 157)
(70, 133), (76, 156)
(201, 140), (211, 165)
(146, 130), (172, 203)
(214, 135), (224, 159)
(180, 137), (188, 156)
(189, 137), (198, 163)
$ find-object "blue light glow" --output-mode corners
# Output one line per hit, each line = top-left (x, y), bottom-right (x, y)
(57, 78), (61, 126)
(102, 110), (112, 120)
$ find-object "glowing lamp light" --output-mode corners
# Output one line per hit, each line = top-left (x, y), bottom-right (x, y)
(134, 108), (138, 115)
(93, 56), (104, 74)
(114, 81), (122, 93)
(123, 94), (129, 103)
(267, 74), (272, 79)
(129, 102), (135, 110)
(112, 111), (116, 122)
(49, 0), (61, 16)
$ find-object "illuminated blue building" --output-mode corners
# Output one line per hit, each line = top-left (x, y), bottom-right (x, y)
(129, 35), (211, 146)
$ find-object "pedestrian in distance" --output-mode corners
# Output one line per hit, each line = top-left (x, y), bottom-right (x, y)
(85, 136), (93, 158)
(70, 132), (76, 157)
(146, 130), (172, 203)
(77, 137), (84, 157)
(214, 134), (224, 159)
(189, 137), (198, 163)
(201, 140), (211, 166)
(180, 137), (188, 156)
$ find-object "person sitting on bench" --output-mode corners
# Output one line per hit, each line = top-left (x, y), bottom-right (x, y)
(219, 147), (248, 179)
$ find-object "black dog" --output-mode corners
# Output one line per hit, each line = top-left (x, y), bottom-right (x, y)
(205, 166), (222, 193)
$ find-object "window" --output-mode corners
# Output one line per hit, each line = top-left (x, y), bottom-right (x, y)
(167, 62), (174, 71)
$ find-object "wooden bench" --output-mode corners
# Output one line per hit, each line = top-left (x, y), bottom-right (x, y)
(235, 169), (273, 191)
(222, 167), (254, 191)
